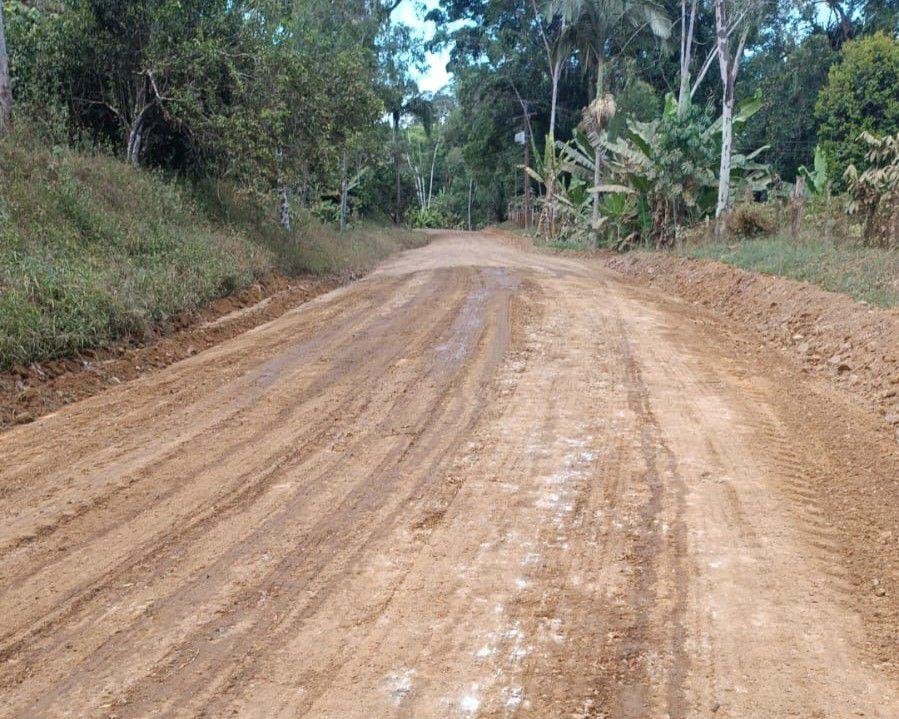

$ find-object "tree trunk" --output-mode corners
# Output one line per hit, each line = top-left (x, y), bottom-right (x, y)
(677, 0), (698, 117)
(790, 176), (806, 239)
(339, 151), (349, 232)
(715, 0), (749, 236)
(467, 178), (474, 230)
(126, 116), (145, 166)
(0, 1), (12, 135)
(276, 147), (291, 232)
(427, 138), (440, 210)
(591, 56), (606, 229)
(543, 60), (563, 236)
(716, 96), (733, 222)
(548, 59), (561, 139)
(392, 112), (402, 224)
(126, 86), (153, 167)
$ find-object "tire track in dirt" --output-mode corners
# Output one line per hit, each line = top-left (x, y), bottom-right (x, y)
(123, 269), (522, 718)
(0, 276), (430, 655)
(0, 231), (896, 718)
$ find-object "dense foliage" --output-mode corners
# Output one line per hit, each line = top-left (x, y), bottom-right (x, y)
(815, 32), (899, 187)
(424, 0), (897, 245)
(3, 0), (389, 224)
(1, 0), (897, 240)
(845, 131), (899, 244)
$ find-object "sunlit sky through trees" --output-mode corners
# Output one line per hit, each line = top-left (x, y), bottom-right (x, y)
(392, 0), (452, 93)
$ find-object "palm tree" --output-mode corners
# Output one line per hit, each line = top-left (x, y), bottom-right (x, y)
(550, 0), (671, 225)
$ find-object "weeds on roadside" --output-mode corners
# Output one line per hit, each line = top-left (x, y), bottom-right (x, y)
(682, 237), (899, 307)
(0, 134), (426, 369)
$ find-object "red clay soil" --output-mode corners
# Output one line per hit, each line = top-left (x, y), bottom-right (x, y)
(602, 252), (899, 438)
(1, 232), (896, 717)
(0, 274), (339, 430)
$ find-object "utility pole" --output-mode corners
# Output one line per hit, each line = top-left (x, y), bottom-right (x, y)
(523, 126), (532, 229)
(514, 102), (536, 229)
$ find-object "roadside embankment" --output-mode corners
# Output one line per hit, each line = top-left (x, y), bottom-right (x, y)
(602, 251), (899, 437)
(0, 274), (339, 429)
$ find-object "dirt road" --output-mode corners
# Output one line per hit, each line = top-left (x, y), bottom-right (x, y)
(1, 231), (897, 718)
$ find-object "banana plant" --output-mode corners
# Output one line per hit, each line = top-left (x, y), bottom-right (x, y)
(797, 146), (829, 196)
(557, 130), (643, 247)
(589, 93), (770, 245)
(523, 133), (569, 236)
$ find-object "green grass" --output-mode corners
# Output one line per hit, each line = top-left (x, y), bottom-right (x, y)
(0, 134), (425, 369)
(192, 181), (427, 278)
(537, 236), (589, 251)
(682, 236), (899, 308)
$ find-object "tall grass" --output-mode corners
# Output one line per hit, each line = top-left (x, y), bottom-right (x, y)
(192, 180), (427, 277)
(0, 133), (425, 369)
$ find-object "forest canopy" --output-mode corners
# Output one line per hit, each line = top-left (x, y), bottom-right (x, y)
(0, 0), (896, 237)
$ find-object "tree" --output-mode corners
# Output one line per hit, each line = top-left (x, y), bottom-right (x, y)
(737, 33), (838, 181)
(713, 0), (755, 226)
(552, 0), (671, 225)
(815, 32), (899, 185)
(534, 0), (571, 140)
(532, 0), (574, 234)
(0, 0), (12, 133)
(676, 0), (725, 116)
(377, 21), (429, 222)
(428, 0), (587, 222)
(15, 0), (265, 169)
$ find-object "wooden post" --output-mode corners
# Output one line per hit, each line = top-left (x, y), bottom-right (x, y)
(339, 151), (349, 232)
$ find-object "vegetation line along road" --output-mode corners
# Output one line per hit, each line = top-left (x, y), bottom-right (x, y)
(1, 0), (897, 374)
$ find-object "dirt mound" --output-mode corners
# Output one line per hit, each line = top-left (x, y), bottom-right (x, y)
(0, 274), (338, 430)
(602, 252), (899, 438)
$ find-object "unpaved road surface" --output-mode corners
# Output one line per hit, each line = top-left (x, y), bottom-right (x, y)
(1, 231), (897, 718)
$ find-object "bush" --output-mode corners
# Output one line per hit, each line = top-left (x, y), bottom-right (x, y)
(410, 204), (459, 229)
(815, 33), (899, 187)
(844, 132), (899, 246)
(725, 203), (777, 238)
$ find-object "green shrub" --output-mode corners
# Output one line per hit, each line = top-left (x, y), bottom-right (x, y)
(844, 132), (899, 246)
(815, 33), (899, 187)
(410, 204), (459, 229)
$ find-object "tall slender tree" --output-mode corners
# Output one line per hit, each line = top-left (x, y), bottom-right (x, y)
(377, 21), (429, 222)
(714, 0), (754, 227)
(0, 0), (12, 134)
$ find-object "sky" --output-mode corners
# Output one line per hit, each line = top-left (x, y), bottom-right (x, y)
(391, 0), (453, 94)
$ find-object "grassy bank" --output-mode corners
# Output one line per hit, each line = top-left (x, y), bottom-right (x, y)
(517, 206), (899, 308)
(681, 237), (899, 308)
(0, 136), (424, 369)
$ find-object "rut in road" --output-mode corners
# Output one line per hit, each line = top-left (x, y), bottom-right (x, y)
(0, 231), (896, 718)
